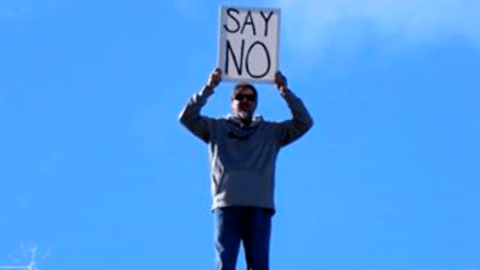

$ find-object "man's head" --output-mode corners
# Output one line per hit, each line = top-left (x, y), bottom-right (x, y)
(230, 83), (258, 120)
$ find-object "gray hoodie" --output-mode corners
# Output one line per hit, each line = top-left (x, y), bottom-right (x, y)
(179, 85), (313, 213)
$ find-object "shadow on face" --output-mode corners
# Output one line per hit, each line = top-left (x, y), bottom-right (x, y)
(231, 86), (257, 118)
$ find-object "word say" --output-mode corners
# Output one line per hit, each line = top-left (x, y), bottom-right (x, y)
(218, 6), (280, 83)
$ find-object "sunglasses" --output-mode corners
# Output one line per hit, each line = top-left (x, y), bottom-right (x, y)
(235, 94), (255, 101)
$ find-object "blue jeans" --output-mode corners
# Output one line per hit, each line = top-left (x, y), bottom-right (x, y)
(213, 206), (274, 270)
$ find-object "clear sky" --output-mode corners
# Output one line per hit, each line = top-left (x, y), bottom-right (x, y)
(1, 0), (479, 269)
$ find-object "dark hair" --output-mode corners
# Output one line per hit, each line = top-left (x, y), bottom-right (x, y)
(230, 83), (258, 103)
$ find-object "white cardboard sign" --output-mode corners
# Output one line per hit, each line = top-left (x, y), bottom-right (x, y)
(218, 6), (280, 83)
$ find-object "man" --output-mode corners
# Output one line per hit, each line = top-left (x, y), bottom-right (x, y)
(178, 68), (313, 270)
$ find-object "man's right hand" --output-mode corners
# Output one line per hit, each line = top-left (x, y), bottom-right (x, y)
(207, 68), (222, 89)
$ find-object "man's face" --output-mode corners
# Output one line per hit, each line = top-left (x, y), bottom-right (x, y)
(231, 86), (257, 119)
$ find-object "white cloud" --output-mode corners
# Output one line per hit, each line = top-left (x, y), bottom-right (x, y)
(3, 244), (46, 270)
(269, 0), (480, 56)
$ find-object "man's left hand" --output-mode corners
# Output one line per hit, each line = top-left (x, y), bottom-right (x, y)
(275, 71), (288, 95)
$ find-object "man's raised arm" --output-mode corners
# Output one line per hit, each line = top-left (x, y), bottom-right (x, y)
(178, 68), (221, 143)
(273, 71), (314, 147)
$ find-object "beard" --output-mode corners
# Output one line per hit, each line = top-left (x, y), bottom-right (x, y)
(233, 101), (256, 120)
(235, 106), (254, 119)
(237, 110), (252, 119)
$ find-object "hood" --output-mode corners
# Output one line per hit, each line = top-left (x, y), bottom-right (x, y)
(226, 114), (264, 128)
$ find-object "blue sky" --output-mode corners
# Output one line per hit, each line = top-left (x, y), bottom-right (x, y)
(1, 0), (479, 269)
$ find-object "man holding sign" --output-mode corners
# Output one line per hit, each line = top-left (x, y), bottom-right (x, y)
(179, 5), (313, 270)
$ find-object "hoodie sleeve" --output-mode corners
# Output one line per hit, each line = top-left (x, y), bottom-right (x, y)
(178, 85), (217, 143)
(274, 89), (314, 147)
